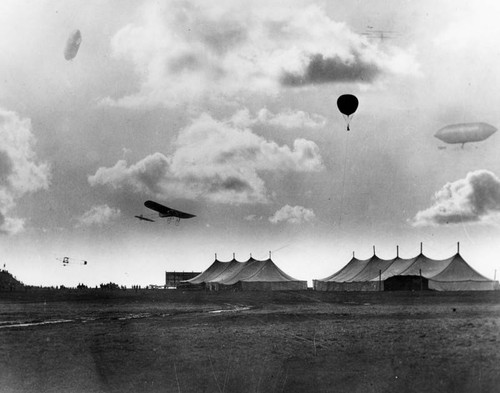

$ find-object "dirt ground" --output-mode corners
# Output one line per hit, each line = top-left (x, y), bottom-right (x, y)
(0, 290), (499, 393)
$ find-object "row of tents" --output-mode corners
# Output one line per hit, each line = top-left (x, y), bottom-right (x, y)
(313, 249), (498, 291)
(179, 246), (499, 291)
(179, 253), (307, 291)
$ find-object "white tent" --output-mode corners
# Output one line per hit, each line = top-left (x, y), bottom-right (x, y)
(314, 247), (499, 291)
(182, 255), (307, 291)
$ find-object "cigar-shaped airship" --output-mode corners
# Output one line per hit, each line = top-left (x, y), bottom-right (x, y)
(435, 122), (497, 148)
(64, 30), (82, 61)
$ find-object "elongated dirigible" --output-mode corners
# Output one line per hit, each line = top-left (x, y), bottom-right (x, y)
(434, 122), (497, 146)
(64, 30), (82, 61)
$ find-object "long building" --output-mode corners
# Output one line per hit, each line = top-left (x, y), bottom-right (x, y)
(165, 271), (201, 288)
(314, 244), (499, 291)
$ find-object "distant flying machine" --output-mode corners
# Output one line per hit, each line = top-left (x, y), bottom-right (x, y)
(434, 122), (497, 148)
(64, 30), (82, 61)
(135, 215), (155, 222)
(361, 28), (399, 42)
(57, 257), (87, 266)
(337, 94), (359, 131)
(143, 200), (196, 225)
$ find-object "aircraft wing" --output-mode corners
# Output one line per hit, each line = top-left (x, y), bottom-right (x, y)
(144, 200), (196, 219)
(135, 215), (155, 222)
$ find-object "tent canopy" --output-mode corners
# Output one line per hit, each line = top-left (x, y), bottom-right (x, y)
(314, 251), (499, 291)
(183, 256), (307, 291)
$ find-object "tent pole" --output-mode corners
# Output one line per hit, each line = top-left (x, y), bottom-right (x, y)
(457, 242), (460, 254)
(396, 245), (399, 258)
(373, 245), (376, 256)
(420, 242), (423, 254)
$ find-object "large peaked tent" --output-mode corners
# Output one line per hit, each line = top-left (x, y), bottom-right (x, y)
(314, 251), (499, 291)
(180, 256), (307, 291)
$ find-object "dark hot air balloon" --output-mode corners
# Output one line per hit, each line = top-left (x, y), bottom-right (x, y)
(434, 122), (497, 148)
(337, 94), (358, 131)
(64, 30), (82, 61)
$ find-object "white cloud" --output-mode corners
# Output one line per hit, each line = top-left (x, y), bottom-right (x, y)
(269, 204), (315, 224)
(420, 1), (500, 118)
(89, 113), (323, 204)
(434, 1), (500, 52)
(411, 170), (500, 227)
(0, 216), (25, 235)
(102, 0), (419, 107)
(89, 153), (171, 195)
(229, 108), (326, 129)
(76, 204), (121, 227)
(0, 108), (50, 234)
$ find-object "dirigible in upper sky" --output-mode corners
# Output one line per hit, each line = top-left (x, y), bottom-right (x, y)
(64, 29), (82, 61)
(434, 122), (497, 147)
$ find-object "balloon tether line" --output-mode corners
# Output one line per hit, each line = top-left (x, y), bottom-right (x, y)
(339, 131), (350, 227)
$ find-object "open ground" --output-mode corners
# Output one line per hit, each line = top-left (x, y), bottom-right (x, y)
(0, 290), (499, 393)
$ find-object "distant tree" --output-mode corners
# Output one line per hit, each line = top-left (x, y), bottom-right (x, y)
(100, 282), (120, 290)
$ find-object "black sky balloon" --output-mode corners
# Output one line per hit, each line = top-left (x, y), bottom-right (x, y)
(337, 94), (359, 131)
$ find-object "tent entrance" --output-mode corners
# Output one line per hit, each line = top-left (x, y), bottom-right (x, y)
(384, 275), (429, 291)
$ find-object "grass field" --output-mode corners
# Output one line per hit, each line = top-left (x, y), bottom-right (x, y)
(0, 289), (499, 393)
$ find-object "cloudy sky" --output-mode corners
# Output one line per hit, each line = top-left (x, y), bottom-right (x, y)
(1, 0), (500, 287)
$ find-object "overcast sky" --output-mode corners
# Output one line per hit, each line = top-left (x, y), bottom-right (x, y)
(1, 0), (499, 287)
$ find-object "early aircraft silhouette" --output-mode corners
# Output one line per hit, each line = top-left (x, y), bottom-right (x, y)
(144, 200), (196, 225)
(361, 26), (399, 42)
(57, 256), (87, 266)
(134, 214), (155, 222)
(361, 29), (398, 42)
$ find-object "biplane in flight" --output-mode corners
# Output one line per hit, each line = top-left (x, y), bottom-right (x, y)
(136, 200), (196, 225)
(57, 256), (88, 266)
(360, 26), (399, 42)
